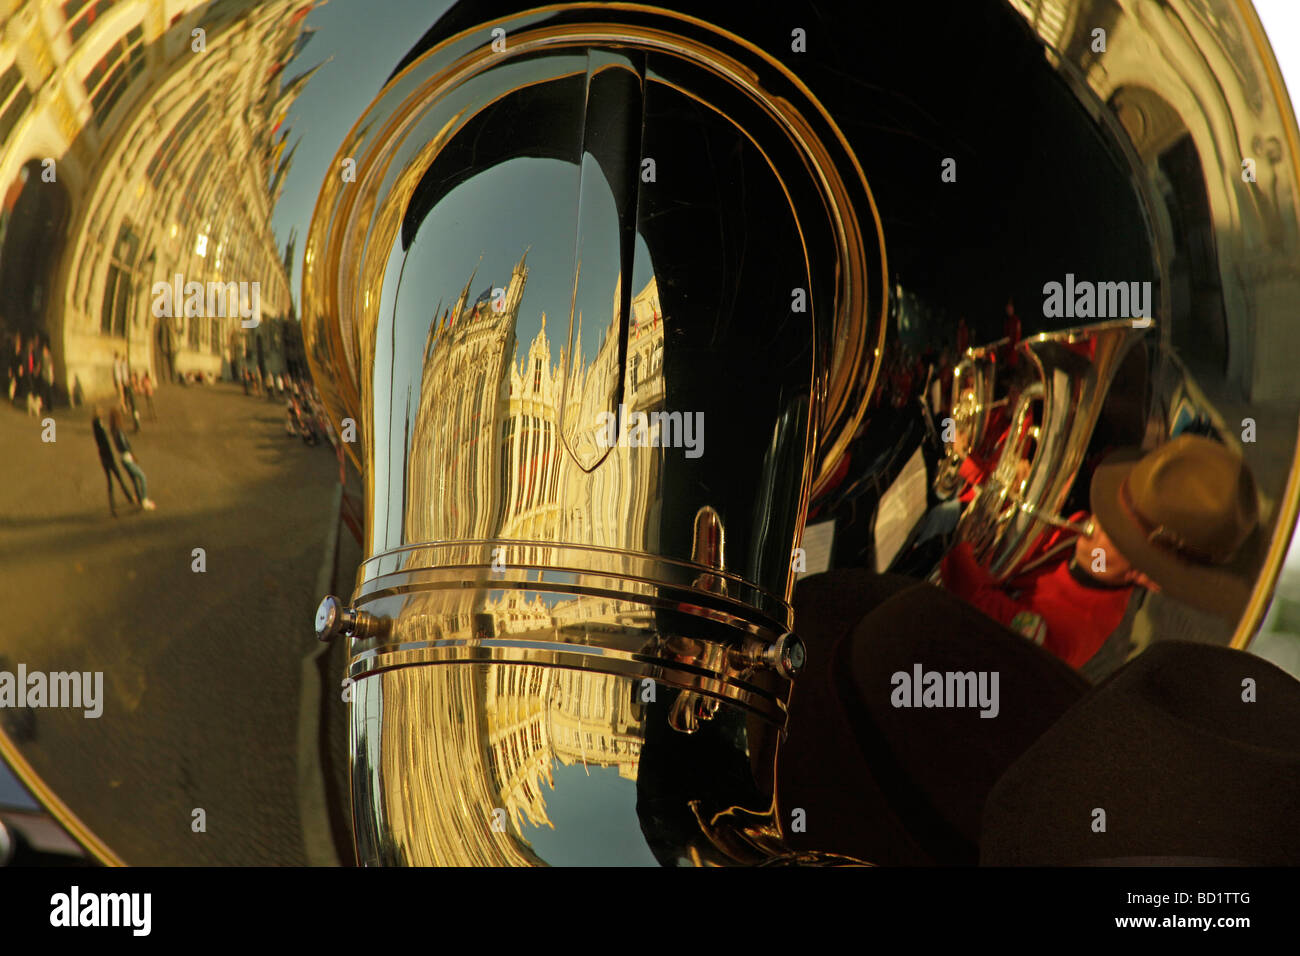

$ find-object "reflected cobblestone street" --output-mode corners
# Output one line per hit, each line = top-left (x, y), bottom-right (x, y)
(0, 383), (350, 864)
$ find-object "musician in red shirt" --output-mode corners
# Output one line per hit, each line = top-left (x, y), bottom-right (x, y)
(942, 520), (1155, 669)
(942, 434), (1260, 671)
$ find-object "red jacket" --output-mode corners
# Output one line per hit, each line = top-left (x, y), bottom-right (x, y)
(942, 540), (1132, 669)
(958, 453), (993, 504)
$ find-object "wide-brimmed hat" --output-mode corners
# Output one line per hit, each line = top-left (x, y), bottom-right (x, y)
(981, 640), (1300, 865)
(1089, 434), (1262, 622)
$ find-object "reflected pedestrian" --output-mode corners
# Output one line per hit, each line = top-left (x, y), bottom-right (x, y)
(92, 407), (137, 517)
(110, 408), (155, 510)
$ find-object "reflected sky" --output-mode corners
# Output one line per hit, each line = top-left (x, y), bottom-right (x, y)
(269, 0), (456, 297)
(517, 763), (660, 866)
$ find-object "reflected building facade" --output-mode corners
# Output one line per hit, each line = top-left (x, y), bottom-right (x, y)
(401, 250), (667, 645)
(353, 252), (676, 862)
(0, 0), (308, 399)
(361, 663), (644, 866)
(483, 665), (642, 836)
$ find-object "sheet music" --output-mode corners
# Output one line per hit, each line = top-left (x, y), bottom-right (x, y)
(874, 446), (928, 572)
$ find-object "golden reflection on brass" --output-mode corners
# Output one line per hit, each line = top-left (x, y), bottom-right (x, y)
(3, 0), (1299, 867)
(305, 1), (1300, 865)
(355, 665), (641, 866)
(297, 2), (907, 865)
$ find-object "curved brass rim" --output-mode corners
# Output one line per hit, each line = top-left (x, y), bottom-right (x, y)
(0, 735), (122, 867)
(1020, 317), (1146, 347)
(1229, 0), (1300, 650)
(356, 540), (795, 626)
(347, 642), (790, 724)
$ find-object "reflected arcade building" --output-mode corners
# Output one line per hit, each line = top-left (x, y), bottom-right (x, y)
(0, 0), (307, 401)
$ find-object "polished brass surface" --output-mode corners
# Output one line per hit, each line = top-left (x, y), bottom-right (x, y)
(301, 5), (889, 866)
(2, 0), (1299, 866)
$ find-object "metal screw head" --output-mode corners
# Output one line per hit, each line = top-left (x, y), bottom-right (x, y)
(774, 633), (806, 678)
(316, 595), (345, 642)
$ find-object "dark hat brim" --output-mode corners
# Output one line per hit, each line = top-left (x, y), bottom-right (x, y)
(1089, 448), (1262, 623)
(981, 641), (1300, 865)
